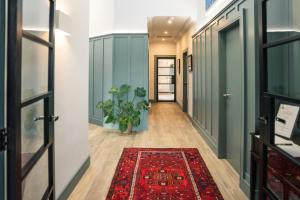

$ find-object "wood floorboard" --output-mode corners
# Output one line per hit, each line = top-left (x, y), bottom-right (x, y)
(68, 103), (248, 200)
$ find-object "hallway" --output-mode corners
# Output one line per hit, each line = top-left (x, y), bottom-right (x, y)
(69, 103), (247, 200)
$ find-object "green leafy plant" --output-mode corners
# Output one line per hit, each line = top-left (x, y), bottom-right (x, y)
(96, 84), (149, 133)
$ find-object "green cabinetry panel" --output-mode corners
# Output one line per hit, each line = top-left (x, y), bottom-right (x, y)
(89, 34), (149, 131)
(192, 0), (257, 196)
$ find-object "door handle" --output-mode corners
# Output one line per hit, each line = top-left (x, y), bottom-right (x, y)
(223, 93), (231, 97)
(51, 115), (59, 122)
(34, 115), (59, 122)
(34, 116), (46, 121)
(258, 116), (268, 125)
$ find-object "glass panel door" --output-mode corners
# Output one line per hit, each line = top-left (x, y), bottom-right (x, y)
(7, 0), (56, 199)
(157, 58), (176, 101)
(0, 0), (6, 199)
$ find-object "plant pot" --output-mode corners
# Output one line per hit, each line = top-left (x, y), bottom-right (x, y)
(127, 123), (133, 134)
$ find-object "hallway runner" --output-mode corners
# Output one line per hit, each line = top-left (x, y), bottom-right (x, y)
(106, 148), (223, 200)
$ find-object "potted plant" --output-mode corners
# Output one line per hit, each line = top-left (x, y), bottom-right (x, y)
(96, 84), (149, 133)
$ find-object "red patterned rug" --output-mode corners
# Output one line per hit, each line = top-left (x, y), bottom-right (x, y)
(106, 148), (223, 200)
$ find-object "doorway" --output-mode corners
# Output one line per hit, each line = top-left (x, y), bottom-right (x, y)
(220, 23), (243, 174)
(6, 0), (57, 199)
(156, 56), (176, 102)
(182, 51), (188, 112)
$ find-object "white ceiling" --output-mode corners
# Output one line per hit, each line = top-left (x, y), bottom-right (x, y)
(147, 16), (193, 43)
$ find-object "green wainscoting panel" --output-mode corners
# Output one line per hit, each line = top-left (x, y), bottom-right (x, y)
(103, 36), (114, 106)
(0, 1), (5, 199)
(192, 0), (258, 196)
(128, 35), (149, 130)
(89, 34), (149, 131)
(89, 39), (104, 125)
(113, 36), (130, 86)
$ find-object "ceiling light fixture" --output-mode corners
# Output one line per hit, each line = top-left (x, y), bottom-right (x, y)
(164, 31), (168, 34)
(162, 38), (165, 41)
(167, 20), (173, 24)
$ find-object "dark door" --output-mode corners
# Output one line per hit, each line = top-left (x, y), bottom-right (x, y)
(156, 57), (176, 102)
(182, 51), (188, 112)
(224, 24), (242, 173)
(7, 0), (57, 199)
(0, 1), (6, 199)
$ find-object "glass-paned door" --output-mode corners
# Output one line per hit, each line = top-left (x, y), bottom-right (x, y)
(0, 0), (6, 199)
(256, 0), (300, 199)
(7, 0), (57, 199)
(157, 57), (176, 102)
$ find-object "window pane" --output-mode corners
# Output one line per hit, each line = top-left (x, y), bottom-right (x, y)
(21, 100), (44, 167)
(158, 84), (174, 93)
(23, 0), (50, 40)
(267, 0), (300, 42)
(158, 68), (174, 76)
(267, 40), (300, 99)
(158, 76), (173, 84)
(158, 59), (174, 68)
(22, 38), (49, 101)
(22, 151), (49, 200)
(158, 93), (174, 101)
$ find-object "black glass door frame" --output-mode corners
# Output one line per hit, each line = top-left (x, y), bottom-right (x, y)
(256, 0), (300, 199)
(155, 56), (176, 102)
(7, 0), (56, 199)
(0, 0), (6, 199)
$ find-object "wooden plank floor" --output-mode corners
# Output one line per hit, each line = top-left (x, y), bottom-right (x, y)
(69, 103), (248, 200)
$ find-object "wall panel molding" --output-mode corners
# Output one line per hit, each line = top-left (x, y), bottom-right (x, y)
(89, 34), (149, 131)
(192, 0), (257, 196)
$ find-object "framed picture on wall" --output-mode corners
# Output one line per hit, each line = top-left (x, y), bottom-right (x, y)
(188, 55), (193, 72)
(177, 59), (180, 74)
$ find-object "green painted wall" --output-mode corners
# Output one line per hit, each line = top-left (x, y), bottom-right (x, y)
(192, 0), (258, 196)
(89, 34), (149, 131)
(0, 1), (5, 199)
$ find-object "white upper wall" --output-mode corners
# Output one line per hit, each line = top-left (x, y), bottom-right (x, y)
(114, 0), (198, 33)
(89, 0), (198, 36)
(89, 0), (114, 37)
(196, 0), (234, 30)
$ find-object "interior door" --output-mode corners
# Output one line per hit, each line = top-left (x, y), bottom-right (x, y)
(7, 0), (57, 199)
(224, 24), (242, 173)
(182, 52), (188, 112)
(157, 57), (176, 102)
(0, 1), (6, 199)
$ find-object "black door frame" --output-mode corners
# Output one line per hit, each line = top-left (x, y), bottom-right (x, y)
(182, 50), (188, 112)
(252, 1), (300, 199)
(0, 0), (6, 199)
(155, 55), (176, 102)
(7, 0), (56, 199)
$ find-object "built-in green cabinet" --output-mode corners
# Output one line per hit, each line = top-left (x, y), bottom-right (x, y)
(89, 34), (149, 130)
(192, 0), (257, 196)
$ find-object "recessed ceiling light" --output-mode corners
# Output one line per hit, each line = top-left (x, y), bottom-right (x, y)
(167, 20), (173, 24)
(162, 38), (165, 41)
(164, 31), (168, 34)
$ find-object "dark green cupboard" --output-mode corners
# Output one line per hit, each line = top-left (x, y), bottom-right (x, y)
(192, 0), (258, 196)
(89, 34), (149, 130)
